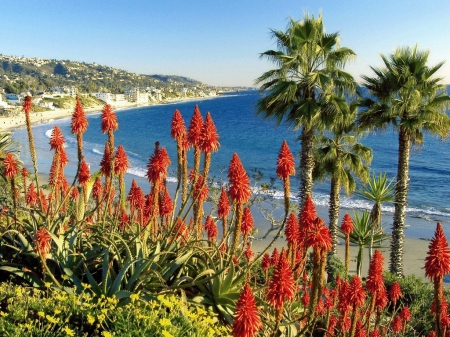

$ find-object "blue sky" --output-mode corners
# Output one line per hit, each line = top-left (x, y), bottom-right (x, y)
(1, 1), (450, 87)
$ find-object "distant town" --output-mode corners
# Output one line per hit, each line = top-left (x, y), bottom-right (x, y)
(0, 54), (253, 115)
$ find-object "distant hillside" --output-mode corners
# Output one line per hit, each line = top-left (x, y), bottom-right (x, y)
(0, 54), (210, 95)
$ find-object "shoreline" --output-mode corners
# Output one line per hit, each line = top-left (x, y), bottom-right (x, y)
(0, 94), (219, 133)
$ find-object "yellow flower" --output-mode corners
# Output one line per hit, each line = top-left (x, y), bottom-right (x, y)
(101, 331), (112, 337)
(46, 315), (59, 324)
(161, 330), (174, 337)
(38, 311), (45, 318)
(130, 293), (139, 303)
(159, 318), (172, 327)
(87, 314), (95, 324)
(63, 326), (75, 336)
(54, 309), (61, 315)
(0, 311), (7, 317)
(97, 313), (105, 323)
(82, 283), (91, 289)
(45, 282), (52, 288)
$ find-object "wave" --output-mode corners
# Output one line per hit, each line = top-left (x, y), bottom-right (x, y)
(125, 166), (177, 184)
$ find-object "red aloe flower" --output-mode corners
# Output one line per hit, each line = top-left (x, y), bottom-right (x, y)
(370, 330), (381, 337)
(217, 187), (231, 217)
(187, 105), (204, 147)
(171, 109), (187, 141)
(366, 250), (385, 293)
(299, 194), (317, 231)
(114, 145), (129, 175)
(348, 275), (366, 307)
(426, 332), (437, 337)
(26, 183), (38, 207)
(173, 218), (189, 243)
(391, 315), (403, 333)
(101, 104), (118, 133)
(266, 248), (296, 310)
(159, 186), (173, 218)
(228, 153), (251, 204)
(127, 179), (144, 208)
(285, 213), (299, 246)
(71, 97), (88, 134)
(232, 283), (262, 337)
(71, 187), (79, 200)
(389, 281), (402, 306)
(49, 126), (65, 151)
(340, 213), (354, 235)
(399, 306), (411, 322)
(34, 227), (52, 259)
(39, 189), (48, 213)
(425, 222), (450, 280)
(375, 288), (388, 311)
(199, 112), (220, 153)
(355, 322), (367, 337)
(244, 242), (254, 262)
(146, 142), (171, 185)
(193, 174), (208, 202)
(22, 167), (29, 178)
(306, 217), (333, 252)
(276, 140), (295, 180)
(78, 158), (90, 185)
(205, 215), (218, 241)
(261, 253), (271, 271)
(3, 153), (19, 178)
(92, 177), (103, 202)
(100, 143), (111, 177)
(119, 209), (129, 230)
(271, 248), (280, 267)
(241, 207), (254, 237)
(22, 95), (32, 114)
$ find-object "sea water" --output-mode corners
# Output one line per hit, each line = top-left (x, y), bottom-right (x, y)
(11, 90), (450, 232)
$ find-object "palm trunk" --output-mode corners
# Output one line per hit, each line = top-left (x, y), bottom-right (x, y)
(328, 174), (340, 255)
(390, 127), (411, 277)
(299, 127), (315, 207)
(368, 202), (381, 261)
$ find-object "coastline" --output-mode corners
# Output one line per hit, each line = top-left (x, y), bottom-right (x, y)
(0, 95), (216, 133)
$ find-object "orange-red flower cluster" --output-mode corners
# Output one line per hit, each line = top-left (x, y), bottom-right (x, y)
(3, 153), (19, 179)
(205, 215), (218, 241)
(228, 153), (251, 204)
(78, 158), (90, 185)
(241, 207), (254, 236)
(114, 145), (129, 176)
(340, 213), (354, 235)
(285, 212), (299, 246)
(146, 142), (171, 185)
(22, 95), (32, 114)
(34, 227), (52, 259)
(217, 187), (230, 218)
(276, 140), (295, 180)
(71, 97), (88, 135)
(101, 104), (118, 133)
(199, 112), (220, 153)
(187, 105), (204, 147)
(425, 222), (450, 280)
(233, 283), (262, 337)
(26, 183), (39, 207)
(170, 109), (187, 141)
(266, 248), (296, 309)
(366, 250), (385, 293)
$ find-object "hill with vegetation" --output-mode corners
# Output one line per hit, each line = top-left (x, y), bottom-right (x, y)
(0, 54), (217, 95)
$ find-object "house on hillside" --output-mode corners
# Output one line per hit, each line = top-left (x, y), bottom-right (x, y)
(5, 94), (21, 105)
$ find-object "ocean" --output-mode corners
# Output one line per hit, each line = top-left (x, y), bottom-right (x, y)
(11, 90), (450, 235)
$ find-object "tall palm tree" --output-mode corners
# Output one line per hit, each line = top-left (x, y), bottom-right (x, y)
(359, 46), (450, 276)
(255, 13), (356, 206)
(313, 102), (372, 255)
(355, 172), (395, 260)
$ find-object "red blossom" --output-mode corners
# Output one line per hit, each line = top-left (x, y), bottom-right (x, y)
(119, 209), (129, 230)
(425, 222), (450, 280)
(92, 177), (103, 202)
(146, 142), (171, 185)
(114, 145), (129, 176)
(347, 275), (366, 308)
(49, 126), (65, 151)
(26, 183), (38, 207)
(71, 187), (79, 200)
(34, 227), (52, 259)
(22, 95), (32, 114)
(3, 153), (19, 179)
(276, 140), (295, 180)
(101, 104), (118, 133)
(271, 248), (280, 267)
(39, 189), (48, 213)
(173, 218), (189, 243)
(193, 175), (208, 202)
(232, 284), (262, 337)
(187, 105), (204, 147)
(71, 97), (88, 134)
(100, 143), (111, 177)
(306, 217), (333, 251)
(171, 109), (187, 141)
(285, 213), (299, 246)
(22, 167), (29, 178)
(355, 322), (367, 337)
(78, 158), (90, 185)
(199, 112), (220, 153)
(241, 207), (254, 236)
(366, 250), (385, 293)
(389, 282), (402, 305)
(299, 194), (317, 232)
(217, 187), (230, 218)
(228, 153), (251, 204)
(204, 215), (218, 241)
(159, 186), (173, 218)
(399, 306), (411, 322)
(127, 179), (145, 209)
(266, 248), (296, 309)
(340, 213), (354, 235)
(261, 253), (271, 271)
(244, 242), (254, 262)
(370, 330), (381, 337)
(375, 288), (389, 311)
(391, 315), (403, 333)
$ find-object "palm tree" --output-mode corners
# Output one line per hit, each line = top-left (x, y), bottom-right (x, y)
(359, 46), (450, 276)
(355, 172), (395, 260)
(313, 102), (372, 255)
(255, 13), (356, 206)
